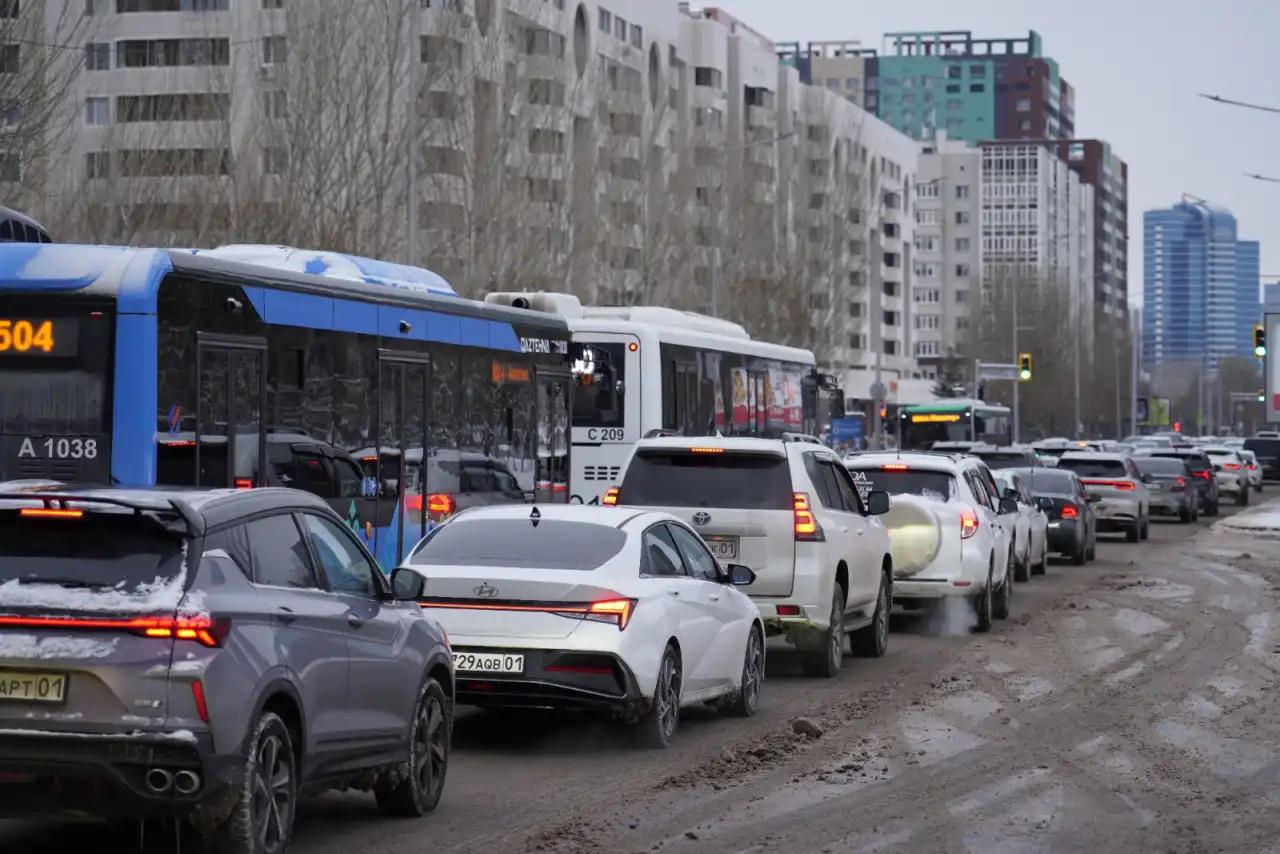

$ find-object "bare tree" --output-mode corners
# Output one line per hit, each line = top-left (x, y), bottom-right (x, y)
(4, 0), (100, 219)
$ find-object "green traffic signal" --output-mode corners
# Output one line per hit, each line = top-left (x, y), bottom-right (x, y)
(1017, 352), (1032, 382)
(1254, 324), (1267, 357)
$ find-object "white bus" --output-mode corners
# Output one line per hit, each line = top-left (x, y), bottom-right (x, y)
(484, 292), (821, 505)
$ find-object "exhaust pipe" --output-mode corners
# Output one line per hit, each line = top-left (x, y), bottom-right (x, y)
(144, 768), (174, 794)
(173, 770), (201, 795)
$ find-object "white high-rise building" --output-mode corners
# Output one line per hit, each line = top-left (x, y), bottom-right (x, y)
(18, 0), (921, 378)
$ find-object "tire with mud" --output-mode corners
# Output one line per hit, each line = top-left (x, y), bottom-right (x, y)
(206, 712), (297, 854)
(1013, 546), (1031, 582)
(375, 676), (449, 817)
(1031, 541), (1048, 576)
(1072, 538), (1087, 565)
(635, 644), (682, 749)
(1140, 516), (1150, 540)
(1179, 505), (1193, 523)
(1238, 489), (1249, 507)
(800, 583), (845, 678)
(1126, 522), (1140, 543)
(850, 572), (890, 658)
(719, 625), (763, 717)
(992, 552), (1013, 620)
(973, 562), (994, 633)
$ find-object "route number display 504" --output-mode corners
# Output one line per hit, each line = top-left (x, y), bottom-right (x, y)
(17, 437), (99, 460)
(0, 320), (56, 353)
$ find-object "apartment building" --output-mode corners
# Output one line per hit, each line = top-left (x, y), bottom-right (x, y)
(912, 132), (980, 379)
(1053, 139), (1129, 325)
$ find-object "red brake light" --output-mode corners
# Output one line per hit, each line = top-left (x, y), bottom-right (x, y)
(1224, 463), (1241, 470)
(0, 614), (224, 647)
(427, 493), (455, 515)
(20, 508), (82, 518)
(1195, 470), (1210, 480)
(1081, 479), (1134, 491)
(882, 463), (908, 471)
(602, 487), (619, 506)
(191, 679), (210, 723)
(1247, 464), (1258, 470)
(960, 508), (979, 538)
(587, 598), (635, 630)
(234, 478), (253, 490)
(1061, 503), (1079, 518)
(1171, 477), (1187, 492)
(689, 447), (724, 454)
(404, 493), (424, 512)
(793, 492), (824, 540)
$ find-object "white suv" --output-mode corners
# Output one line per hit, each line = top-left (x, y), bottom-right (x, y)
(606, 435), (894, 677)
(845, 452), (1018, 632)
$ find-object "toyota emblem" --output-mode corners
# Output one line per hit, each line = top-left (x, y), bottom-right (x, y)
(692, 512), (711, 526)
(473, 583), (500, 599)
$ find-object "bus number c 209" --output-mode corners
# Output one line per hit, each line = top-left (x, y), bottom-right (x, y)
(585, 428), (624, 442)
(569, 494), (602, 505)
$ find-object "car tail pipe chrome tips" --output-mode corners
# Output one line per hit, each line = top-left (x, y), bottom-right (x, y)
(173, 770), (202, 795)
(145, 768), (174, 794)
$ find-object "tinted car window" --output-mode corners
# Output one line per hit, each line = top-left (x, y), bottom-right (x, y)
(245, 515), (318, 589)
(619, 451), (792, 510)
(1020, 470), (1079, 497)
(409, 519), (626, 570)
(1055, 457), (1128, 478)
(847, 466), (954, 501)
(974, 451), (1033, 470)
(1135, 458), (1186, 476)
(1244, 438), (1280, 457)
(1151, 451), (1210, 472)
(299, 513), (379, 598)
(667, 524), (720, 582)
(0, 511), (187, 595)
(642, 524), (685, 577)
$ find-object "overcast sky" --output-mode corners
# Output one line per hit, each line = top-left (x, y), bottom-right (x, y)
(715, 0), (1280, 306)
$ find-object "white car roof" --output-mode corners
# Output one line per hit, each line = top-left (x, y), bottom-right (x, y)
(633, 435), (792, 456)
(847, 452), (971, 473)
(448, 503), (665, 528)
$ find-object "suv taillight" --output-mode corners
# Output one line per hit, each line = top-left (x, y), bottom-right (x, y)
(602, 487), (619, 506)
(960, 508), (979, 538)
(793, 492), (824, 541)
(1171, 477), (1187, 492)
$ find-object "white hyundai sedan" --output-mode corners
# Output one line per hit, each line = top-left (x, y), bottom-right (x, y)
(389, 504), (765, 748)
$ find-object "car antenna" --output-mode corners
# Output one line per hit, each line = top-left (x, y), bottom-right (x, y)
(529, 506), (541, 527)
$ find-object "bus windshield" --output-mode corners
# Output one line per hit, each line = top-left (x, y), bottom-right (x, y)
(899, 410), (971, 450)
(571, 341), (624, 430)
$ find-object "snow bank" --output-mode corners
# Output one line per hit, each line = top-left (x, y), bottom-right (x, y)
(1212, 504), (1280, 537)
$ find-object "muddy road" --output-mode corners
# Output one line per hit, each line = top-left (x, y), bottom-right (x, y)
(6, 502), (1277, 853)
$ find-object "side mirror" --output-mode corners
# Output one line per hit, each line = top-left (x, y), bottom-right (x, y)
(1035, 496), (1053, 511)
(389, 566), (425, 601)
(1140, 473), (1154, 484)
(725, 563), (756, 586)
(1087, 492), (1102, 503)
(866, 490), (891, 515)
(1002, 487), (1019, 501)
(997, 497), (1018, 515)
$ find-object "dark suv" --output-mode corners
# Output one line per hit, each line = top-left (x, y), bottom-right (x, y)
(1243, 437), (1280, 482)
(1147, 448), (1219, 515)
(0, 486), (453, 849)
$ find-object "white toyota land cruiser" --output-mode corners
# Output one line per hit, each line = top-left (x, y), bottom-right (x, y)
(605, 434), (894, 677)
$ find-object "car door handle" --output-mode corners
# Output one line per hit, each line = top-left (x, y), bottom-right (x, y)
(347, 614), (365, 628)
(855, 528), (864, 535)
(706, 593), (720, 601)
(275, 607), (298, 625)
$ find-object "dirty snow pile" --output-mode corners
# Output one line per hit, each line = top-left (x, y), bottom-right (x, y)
(1213, 503), (1280, 536)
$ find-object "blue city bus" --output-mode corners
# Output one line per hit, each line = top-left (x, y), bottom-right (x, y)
(0, 243), (573, 566)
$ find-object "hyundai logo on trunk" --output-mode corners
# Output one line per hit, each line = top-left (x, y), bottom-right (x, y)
(473, 583), (499, 598)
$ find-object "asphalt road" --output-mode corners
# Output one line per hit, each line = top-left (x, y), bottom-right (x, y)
(3, 497), (1276, 853)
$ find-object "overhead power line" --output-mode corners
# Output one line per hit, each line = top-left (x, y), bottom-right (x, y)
(1198, 93), (1280, 115)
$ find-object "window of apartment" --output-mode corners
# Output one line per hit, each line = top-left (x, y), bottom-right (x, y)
(261, 35), (286, 64)
(525, 28), (565, 58)
(85, 150), (111, 179)
(946, 99), (962, 111)
(83, 0), (102, 13)
(955, 237), (970, 252)
(117, 39), (230, 68)
(849, 334), (864, 350)
(846, 77), (859, 90)
(883, 222), (899, 239)
(947, 65), (961, 79)
(915, 314), (939, 330)
(883, 310), (898, 326)
(84, 96), (110, 125)
(915, 181), (938, 198)
(954, 184), (969, 200)
(118, 147), (230, 177)
(1019, 119), (1031, 131)
(694, 67), (722, 88)
(848, 302), (862, 318)
(263, 146), (287, 174)
(1016, 98), (1031, 112)
(85, 42), (110, 70)
(693, 106), (723, 129)
(0, 44), (16, 74)
(955, 264), (970, 278)
(263, 0), (283, 8)
(421, 36), (463, 65)
(614, 16), (626, 41)
(883, 281), (898, 298)
(955, 290), (968, 303)
(914, 287), (940, 303)
(848, 270), (863, 287)
(945, 84), (960, 94)
(528, 128), (565, 154)
(969, 83), (984, 93)
(884, 340), (898, 356)
(597, 7), (611, 32)
(261, 89), (287, 119)
(0, 153), (19, 182)
(528, 78), (565, 106)
(954, 211), (970, 225)
(630, 23), (642, 49)
(969, 64), (986, 78)
(116, 0), (228, 9)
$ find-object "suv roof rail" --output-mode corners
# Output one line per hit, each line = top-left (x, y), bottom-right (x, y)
(780, 432), (823, 444)
(643, 428), (682, 439)
(852, 449), (969, 462)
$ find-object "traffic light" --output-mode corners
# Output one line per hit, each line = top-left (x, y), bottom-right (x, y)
(1018, 353), (1032, 382)
(1254, 324), (1267, 358)
(1173, 421), (1181, 433)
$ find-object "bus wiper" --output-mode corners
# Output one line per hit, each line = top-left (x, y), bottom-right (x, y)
(15, 577), (110, 589)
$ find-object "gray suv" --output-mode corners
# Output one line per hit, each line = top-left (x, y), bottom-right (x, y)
(0, 486), (453, 851)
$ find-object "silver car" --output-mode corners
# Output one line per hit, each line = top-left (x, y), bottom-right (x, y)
(1237, 449), (1264, 493)
(1134, 456), (1198, 523)
(1204, 447), (1250, 506)
(1054, 452), (1151, 542)
(0, 486), (453, 849)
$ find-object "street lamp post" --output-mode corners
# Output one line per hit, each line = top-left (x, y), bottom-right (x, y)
(709, 131), (797, 318)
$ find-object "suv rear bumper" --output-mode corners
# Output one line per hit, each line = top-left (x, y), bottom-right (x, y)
(0, 729), (239, 822)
